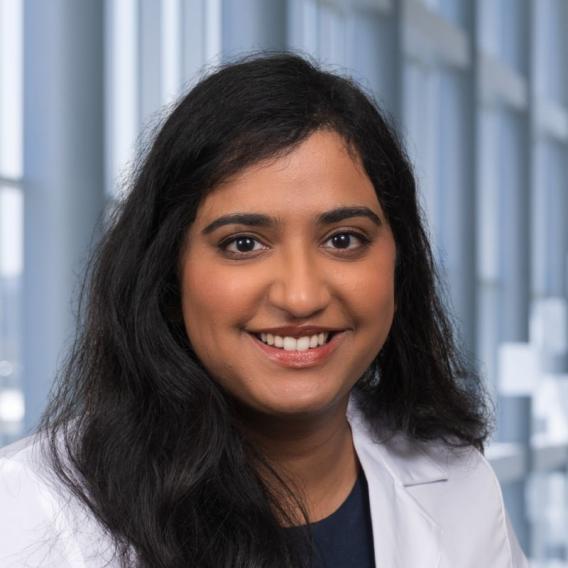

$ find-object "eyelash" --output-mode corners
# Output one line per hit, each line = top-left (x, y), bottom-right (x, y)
(217, 231), (371, 258)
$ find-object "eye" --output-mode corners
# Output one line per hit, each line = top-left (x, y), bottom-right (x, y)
(217, 231), (371, 258)
(323, 231), (370, 252)
(218, 235), (267, 256)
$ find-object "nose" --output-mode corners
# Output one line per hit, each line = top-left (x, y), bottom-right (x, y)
(267, 245), (332, 318)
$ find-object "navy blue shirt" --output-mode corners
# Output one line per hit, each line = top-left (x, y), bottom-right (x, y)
(286, 467), (376, 568)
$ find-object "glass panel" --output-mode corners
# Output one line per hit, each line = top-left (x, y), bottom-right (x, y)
(0, 186), (23, 445)
(104, 0), (139, 197)
(317, 2), (346, 65)
(499, 0), (527, 75)
(403, 62), (442, 255)
(420, 0), (469, 29)
(0, 0), (23, 446)
(534, 0), (567, 105)
(0, 0), (23, 178)
(162, 0), (182, 104)
(439, 0), (469, 28)
(478, 0), (500, 57)
(287, 0), (319, 56)
(528, 471), (568, 565)
(532, 138), (567, 297)
(479, 0), (527, 76)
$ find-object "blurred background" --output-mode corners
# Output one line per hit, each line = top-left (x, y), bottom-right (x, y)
(0, 0), (567, 565)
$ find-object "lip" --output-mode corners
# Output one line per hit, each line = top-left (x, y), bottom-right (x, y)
(246, 330), (349, 368)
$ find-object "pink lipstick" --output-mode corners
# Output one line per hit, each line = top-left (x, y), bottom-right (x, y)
(246, 330), (348, 368)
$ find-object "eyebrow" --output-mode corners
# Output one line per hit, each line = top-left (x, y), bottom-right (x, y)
(201, 206), (383, 236)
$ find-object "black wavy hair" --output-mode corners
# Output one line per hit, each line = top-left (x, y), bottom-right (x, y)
(39, 52), (493, 567)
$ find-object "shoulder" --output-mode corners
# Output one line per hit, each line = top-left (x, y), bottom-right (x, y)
(0, 433), (60, 517)
(0, 433), (73, 567)
(347, 396), (528, 566)
(0, 433), (118, 567)
(347, 392), (502, 503)
(394, 435), (528, 566)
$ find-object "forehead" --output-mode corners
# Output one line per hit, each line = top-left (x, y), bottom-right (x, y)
(194, 130), (381, 222)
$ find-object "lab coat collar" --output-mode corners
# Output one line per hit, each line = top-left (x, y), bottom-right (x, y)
(346, 393), (447, 568)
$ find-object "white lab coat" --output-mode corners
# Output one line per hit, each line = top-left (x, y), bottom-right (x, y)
(345, 396), (529, 567)
(0, 394), (529, 567)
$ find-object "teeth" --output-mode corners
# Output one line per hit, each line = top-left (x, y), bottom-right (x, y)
(257, 332), (330, 350)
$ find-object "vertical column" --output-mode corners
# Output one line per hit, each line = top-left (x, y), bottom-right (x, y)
(477, 106), (500, 392)
(182, 0), (223, 78)
(23, 0), (105, 431)
(105, 0), (138, 197)
(497, 0), (533, 557)
(459, 2), (478, 361)
(347, 3), (402, 126)
(0, 0), (24, 444)
(222, 0), (287, 59)
(438, 66), (477, 358)
(161, 0), (182, 103)
(139, 0), (162, 126)
(404, 4), (477, 360)
(499, 109), (531, 345)
(499, 394), (533, 553)
(287, 0), (319, 56)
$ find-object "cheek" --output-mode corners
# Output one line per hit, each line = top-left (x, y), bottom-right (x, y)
(356, 275), (395, 323)
(183, 264), (243, 311)
(180, 260), (257, 345)
(339, 253), (396, 338)
(180, 259), (260, 390)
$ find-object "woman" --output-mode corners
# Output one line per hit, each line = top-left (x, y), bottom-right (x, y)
(0, 53), (527, 567)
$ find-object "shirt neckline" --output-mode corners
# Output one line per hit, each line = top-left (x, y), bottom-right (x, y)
(285, 465), (364, 530)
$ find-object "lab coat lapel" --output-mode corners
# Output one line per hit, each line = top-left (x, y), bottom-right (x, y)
(347, 396), (446, 568)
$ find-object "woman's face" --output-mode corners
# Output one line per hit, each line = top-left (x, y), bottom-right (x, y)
(180, 130), (396, 419)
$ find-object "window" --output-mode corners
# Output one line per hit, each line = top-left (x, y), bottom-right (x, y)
(0, 0), (24, 445)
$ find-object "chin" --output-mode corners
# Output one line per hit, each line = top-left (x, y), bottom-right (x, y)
(249, 388), (344, 419)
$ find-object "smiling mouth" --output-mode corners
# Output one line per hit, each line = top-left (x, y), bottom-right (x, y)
(245, 329), (348, 369)
(248, 331), (339, 351)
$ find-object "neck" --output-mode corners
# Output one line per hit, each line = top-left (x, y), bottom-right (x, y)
(234, 394), (359, 526)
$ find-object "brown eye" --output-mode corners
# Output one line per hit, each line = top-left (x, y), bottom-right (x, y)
(228, 237), (257, 253)
(324, 232), (370, 251)
(218, 235), (267, 257)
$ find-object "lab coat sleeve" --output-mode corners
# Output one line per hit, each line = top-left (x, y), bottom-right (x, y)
(0, 454), (85, 568)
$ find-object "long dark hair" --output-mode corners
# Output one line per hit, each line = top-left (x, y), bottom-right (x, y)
(39, 52), (493, 567)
